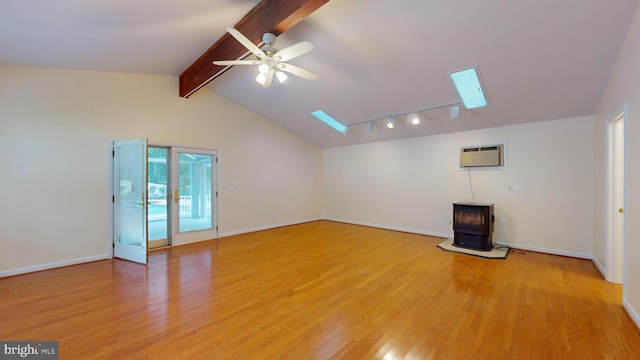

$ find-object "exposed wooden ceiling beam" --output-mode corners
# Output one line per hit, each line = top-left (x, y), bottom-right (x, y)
(179, 0), (329, 98)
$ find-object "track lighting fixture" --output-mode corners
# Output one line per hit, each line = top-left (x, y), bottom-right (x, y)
(314, 67), (488, 132)
(409, 112), (420, 125)
(312, 101), (463, 133)
(366, 121), (374, 132)
(450, 103), (459, 119)
(386, 116), (396, 129)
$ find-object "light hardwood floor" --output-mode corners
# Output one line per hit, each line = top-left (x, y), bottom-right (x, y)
(1, 221), (639, 359)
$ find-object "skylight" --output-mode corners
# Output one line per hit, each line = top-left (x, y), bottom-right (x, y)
(311, 110), (349, 133)
(450, 68), (488, 109)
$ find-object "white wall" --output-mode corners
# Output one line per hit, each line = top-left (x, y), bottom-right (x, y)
(0, 65), (323, 275)
(593, 4), (640, 327)
(324, 116), (594, 257)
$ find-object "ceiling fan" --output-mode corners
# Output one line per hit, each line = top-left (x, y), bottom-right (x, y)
(213, 26), (318, 88)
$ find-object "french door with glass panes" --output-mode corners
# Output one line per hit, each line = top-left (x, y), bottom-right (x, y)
(113, 139), (148, 264)
(170, 147), (218, 245)
(114, 143), (217, 258)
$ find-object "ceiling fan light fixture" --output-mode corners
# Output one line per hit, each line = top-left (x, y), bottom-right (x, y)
(275, 70), (288, 84)
(258, 63), (271, 74)
(217, 27), (318, 89)
(256, 72), (268, 86)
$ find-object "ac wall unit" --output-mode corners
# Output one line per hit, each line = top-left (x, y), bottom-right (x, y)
(460, 144), (503, 167)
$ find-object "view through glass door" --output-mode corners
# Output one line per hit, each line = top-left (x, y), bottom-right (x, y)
(171, 147), (218, 245)
(148, 147), (170, 249)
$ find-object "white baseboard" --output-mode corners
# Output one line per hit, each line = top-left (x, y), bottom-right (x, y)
(323, 217), (451, 239)
(324, 218), (593, 260)
(623, 296), (640, 331)
(492, 241), (592, 259)
(591, 256), (607, 280)
(0, 254), (109, 278)
(220, 218), (323, 238)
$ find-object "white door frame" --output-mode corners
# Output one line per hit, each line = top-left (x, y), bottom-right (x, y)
(605, 105), (626, 284)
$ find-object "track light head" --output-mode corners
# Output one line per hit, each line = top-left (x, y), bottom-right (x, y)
(366, 121), (374, 132)
(387, 116), (396, 129)
(450, 103), (460, 119)
(409, 112), (420, 125)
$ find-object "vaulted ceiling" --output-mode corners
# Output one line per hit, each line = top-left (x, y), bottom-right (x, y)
(1, 0), (638, 148)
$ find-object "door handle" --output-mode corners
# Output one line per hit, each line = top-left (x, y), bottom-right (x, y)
(138, 193), (145, 209)
(174, 189), (179, 203)
(619, 208), (624, 214)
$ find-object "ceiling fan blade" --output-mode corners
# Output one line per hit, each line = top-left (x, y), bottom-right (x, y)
(226, 26), (266, 59)
(213, 60), (260, 66)
(274, 41), (314, 62)
(278, 63), (318, 80)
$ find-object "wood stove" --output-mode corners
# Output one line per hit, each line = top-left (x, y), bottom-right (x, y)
(452, 203), (494, 251)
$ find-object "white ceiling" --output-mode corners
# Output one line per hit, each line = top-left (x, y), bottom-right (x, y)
(2, 0), (638, 148)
